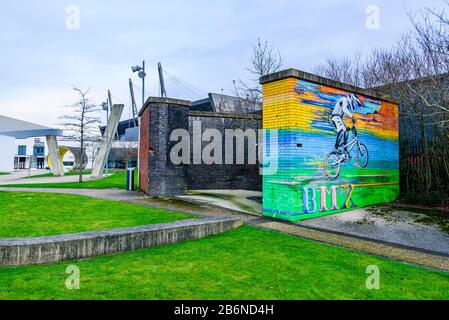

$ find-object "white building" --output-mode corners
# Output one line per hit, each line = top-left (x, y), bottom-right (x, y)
(14, 137), (48, 170)
(0, 134), (15, 172)
(0, 115), (63, 173)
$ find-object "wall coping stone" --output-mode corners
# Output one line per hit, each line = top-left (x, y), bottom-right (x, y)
(0, 217), (242, 266)
(260, 68), (400, 104)
(138, 97), (192, 116)
(189, 111), (262, 120)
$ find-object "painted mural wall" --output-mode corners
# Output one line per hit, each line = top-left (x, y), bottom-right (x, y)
(262, 76), (399, 222)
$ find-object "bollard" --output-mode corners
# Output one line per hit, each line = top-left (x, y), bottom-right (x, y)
(126, 167), (135, 191)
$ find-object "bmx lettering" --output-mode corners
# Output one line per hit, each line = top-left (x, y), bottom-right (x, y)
(303, 184), (357, 214)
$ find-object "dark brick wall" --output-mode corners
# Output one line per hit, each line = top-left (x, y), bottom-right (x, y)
(139, 98), (190, 197)
(139, 98), (262, 197)
(139, 106), (150, 194)
(148, 102), (189, 197)
(187, 112), (262, 191)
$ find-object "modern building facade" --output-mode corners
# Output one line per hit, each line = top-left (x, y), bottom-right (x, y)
(99, 118), (139, 168)
(0, 134), (15, 172)
(191, 93), (261, 113)
(99, 118), (139, 142)
(14, 138), (47, 170)
(0, 115), (64, 174)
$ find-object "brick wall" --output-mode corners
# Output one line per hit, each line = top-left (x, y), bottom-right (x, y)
(187, 112), (262, 191)
(261, 69), (400, 222)
(138, 98), (190, 197)
(138, 99), (263, 197)
(139, 105), (150, 194)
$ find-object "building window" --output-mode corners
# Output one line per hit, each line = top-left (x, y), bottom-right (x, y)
(18, 145), (27, 156)
(33, 145), (45, 157)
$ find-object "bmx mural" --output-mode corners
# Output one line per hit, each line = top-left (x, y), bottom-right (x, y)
(261, 69), (399, 221)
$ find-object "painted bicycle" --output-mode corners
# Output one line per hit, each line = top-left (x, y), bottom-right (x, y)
(324, 122), (369, 180)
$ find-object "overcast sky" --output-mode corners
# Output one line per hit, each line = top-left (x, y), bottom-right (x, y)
(0, 0), (445, 127)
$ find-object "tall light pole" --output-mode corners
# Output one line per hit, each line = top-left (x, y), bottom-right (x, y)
(131, 60), (146, 186)
(131, 60), (147, 107)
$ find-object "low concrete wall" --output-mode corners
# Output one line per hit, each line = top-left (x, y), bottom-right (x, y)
(0, 217), (242, 266)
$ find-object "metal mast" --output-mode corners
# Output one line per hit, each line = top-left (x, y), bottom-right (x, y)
(158, 62), (167, 98)
(107, 90), (120, 140)
(129, 79), (139, 127)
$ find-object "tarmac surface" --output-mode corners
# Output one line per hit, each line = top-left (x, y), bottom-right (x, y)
(298, 206), (449, 256)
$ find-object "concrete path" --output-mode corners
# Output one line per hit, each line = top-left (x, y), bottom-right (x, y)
(0, 170), (48, 183)
(297, 206), (449, 256)
(0, 187), (144, 202)
(0, 170), (104, 186)
(181, 190), (262, 216)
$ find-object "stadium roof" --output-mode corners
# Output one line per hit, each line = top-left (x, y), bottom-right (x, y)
(191, 93), (262, 113)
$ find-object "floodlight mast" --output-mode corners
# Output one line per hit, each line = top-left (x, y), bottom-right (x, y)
(158, 62), (167, 98)
(107, 90), (119, 141)
(131, 60), (146, 107)
(141, 60), (145, 107)
(108, 90), (113, 110)
(129, 78), (138, 127)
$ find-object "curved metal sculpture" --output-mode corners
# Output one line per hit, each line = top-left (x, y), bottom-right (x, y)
(47, 146), (88, 171)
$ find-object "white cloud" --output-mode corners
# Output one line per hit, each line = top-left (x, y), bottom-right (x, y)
(0, 0), (445, 124)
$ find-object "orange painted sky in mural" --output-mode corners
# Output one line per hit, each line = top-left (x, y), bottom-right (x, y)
(297, 84), (399, 140)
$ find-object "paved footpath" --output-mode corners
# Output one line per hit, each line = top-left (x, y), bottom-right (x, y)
(0, 187), (144, 202)
(1, 187), (448, 272)
(0, 171), (104, 185)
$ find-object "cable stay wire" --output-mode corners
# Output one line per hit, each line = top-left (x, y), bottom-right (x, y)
(165, 74), (204, 100)
(164, 73), (206, 98)
(162, 69), (207, 99)
(167, 76), (200, 100)
(133, 83), (142, 93)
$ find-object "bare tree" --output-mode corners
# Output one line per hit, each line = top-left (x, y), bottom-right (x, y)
(234, 38), (284, 106)
(60, 87), (100, 182)
(86, 136), (102, 170)
(314, 51), (365, 87)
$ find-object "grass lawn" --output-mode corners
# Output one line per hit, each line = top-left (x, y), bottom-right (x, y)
(0, 172), (10, 175)
(0, 191), (194, 238)
(3, 170), (137, 190)
(0, 226), (448, 300)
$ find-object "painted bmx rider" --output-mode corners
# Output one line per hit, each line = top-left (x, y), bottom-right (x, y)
(331, 93), (362, 160)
